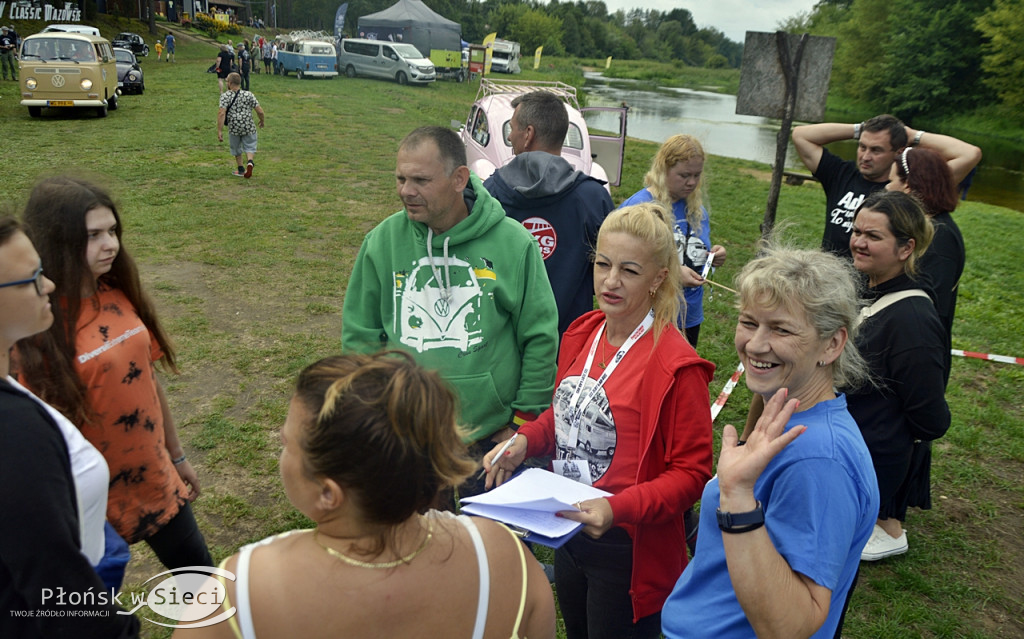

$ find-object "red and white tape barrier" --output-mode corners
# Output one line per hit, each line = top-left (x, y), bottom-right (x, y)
(707, 349), (1018, 423)
(711, 363), (745, 422)
(951, 349), (1024, 366)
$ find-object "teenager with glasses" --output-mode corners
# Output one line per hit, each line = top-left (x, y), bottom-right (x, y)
(1, 216), (140, 638)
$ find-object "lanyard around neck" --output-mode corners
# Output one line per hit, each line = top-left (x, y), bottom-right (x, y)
(565, 310), (654, 446)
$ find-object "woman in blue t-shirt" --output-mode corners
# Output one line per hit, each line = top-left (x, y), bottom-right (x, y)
(620, 134), (726, 346)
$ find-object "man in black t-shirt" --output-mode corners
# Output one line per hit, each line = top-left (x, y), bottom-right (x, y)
(792, 114), (905, 258)
(793, 115), (982, 259)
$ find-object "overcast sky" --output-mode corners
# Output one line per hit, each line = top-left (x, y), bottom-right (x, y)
(597, 0), (819, 44)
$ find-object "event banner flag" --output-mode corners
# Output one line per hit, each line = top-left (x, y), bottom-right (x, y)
(482, 32), (496, 75)
(533, 45), (543, 70)
(334, 2), (349, 41)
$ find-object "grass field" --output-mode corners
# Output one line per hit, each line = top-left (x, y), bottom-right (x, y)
(1, 17), (1022, 638)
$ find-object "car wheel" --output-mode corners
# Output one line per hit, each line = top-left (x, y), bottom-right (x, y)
(457, 69), (465, 83)
(28, 106), (41, 117)
(139, 84), (145, 95)
(297, 69), (304, 79)
(142, 46), (149, 56)
(96, 103), (108, 118)
(108, 94), (118, 111)
(345, 65), (356, 78)
(396, 71), (408, 85)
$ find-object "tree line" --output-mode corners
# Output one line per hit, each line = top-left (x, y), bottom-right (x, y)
(270, 0), (743, 68)
(783, 0), (1024, 123)
(196, 0), (1023, 124)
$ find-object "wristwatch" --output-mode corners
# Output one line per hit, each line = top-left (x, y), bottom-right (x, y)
(716, 501), (765, 533)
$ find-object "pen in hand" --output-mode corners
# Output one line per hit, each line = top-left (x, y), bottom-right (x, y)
(478, 433), (519, 479)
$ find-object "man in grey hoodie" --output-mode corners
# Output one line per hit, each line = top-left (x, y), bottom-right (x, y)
(484, 91), (613, 335)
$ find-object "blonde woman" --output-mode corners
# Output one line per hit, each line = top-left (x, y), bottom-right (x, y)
(619, 134), (727, 346)
(486, 203), (714, 639)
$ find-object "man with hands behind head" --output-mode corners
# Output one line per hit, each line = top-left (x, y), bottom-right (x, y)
(792, 115), (981, 259)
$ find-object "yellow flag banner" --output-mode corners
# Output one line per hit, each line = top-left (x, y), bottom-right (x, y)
(533, 45), (543, 70)
(482, 32), (496, 75)
(605, 56), (612, 69)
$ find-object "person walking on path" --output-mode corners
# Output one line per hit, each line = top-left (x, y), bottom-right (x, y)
(237, 42), (251, 90)
(155, 39), (163, 61)
(164, 32), (175, 62)
(214, 44), (234, 92)
(217, 72), (265, 178)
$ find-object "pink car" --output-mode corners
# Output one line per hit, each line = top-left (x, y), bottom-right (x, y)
(457, 79), (629, 191)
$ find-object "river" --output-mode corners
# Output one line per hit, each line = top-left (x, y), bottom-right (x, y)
(582, 73), (1024, 213)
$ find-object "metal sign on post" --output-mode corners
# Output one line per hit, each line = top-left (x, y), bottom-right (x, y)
(736, 31), (835, 237)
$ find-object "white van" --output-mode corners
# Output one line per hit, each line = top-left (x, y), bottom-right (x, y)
(42, 24), (102, 36)
(339, 38), (435, 85)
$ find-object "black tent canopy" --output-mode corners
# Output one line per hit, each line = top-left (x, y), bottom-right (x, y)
(357, 0), (461, 57)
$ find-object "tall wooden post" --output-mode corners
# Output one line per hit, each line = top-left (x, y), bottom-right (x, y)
(762, 32), (807, 238)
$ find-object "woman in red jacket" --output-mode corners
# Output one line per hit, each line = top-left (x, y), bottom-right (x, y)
(485, 202), (714, 639)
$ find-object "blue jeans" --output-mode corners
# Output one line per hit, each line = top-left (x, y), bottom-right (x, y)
(555, 527), (661, 639)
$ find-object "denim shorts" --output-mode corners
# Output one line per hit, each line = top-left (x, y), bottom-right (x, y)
(229, 132), (258, 156)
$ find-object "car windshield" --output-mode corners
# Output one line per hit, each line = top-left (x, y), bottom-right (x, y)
(23, 38), (95, 62)
(392, 43), (423, 59)
(309, 45), (333, 55)
(115, 50), (134, 63)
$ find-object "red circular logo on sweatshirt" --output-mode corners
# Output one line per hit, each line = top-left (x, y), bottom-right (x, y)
(522, 217), (557, 260)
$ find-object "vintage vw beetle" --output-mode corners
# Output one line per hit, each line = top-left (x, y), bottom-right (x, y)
(114, 47), (144, 94)
(456, 79), (628, 190)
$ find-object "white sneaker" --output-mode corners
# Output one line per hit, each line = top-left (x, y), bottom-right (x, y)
(860, 524), (908, 561)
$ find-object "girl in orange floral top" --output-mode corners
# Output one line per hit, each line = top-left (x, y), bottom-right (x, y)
(16, 176), (212, 570)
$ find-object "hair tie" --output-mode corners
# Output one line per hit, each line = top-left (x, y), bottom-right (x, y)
(900, 147), (911, 178)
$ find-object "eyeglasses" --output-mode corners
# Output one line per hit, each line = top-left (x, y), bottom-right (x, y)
(0, 266), (46, 296)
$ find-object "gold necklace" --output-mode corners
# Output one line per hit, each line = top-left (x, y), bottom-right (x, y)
(313, 519), (433, 569)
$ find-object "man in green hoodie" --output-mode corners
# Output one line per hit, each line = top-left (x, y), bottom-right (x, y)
(342, 126), (559, 495)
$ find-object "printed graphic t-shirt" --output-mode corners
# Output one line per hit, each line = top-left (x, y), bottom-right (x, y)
(74, 285), (186, 543)
(220, 89), (260, 137)
(551, 325), (650, 495)
(814, 148), (888, 259)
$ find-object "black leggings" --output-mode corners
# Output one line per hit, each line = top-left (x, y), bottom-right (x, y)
(684, 323), (701, 348)
(144, 501), (213, 569)
(555, 527), (661, 639)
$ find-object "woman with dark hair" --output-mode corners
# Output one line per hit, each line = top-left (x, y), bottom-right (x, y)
(847, 190), (950, 561)
(485, 202), (715, 639)
(173, 352), (556, 639)
(0, 216), (139, 638)
(215, 43), (235, 91)
(15, 176), (211, 570)
(886, 146), (963, 380)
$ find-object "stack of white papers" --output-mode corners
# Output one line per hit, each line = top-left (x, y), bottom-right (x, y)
(460, 468), (612, 541)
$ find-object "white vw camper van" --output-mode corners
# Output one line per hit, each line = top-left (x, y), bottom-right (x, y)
(338, 38), (435, 85)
